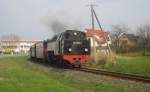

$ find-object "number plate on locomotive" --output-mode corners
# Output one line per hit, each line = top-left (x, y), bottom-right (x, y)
(73, 42), (82, 44)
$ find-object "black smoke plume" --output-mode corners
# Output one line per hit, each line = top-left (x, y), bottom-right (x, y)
(41, 12), (83, 35)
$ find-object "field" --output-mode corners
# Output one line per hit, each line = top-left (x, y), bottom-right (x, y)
(103, 55), (150, 76)
(0, 56), (150, 92)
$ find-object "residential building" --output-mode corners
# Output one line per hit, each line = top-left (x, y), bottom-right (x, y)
(0, 40), (41, 54)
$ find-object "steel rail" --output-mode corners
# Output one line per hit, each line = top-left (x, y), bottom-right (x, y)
(73, 67), (150, 83)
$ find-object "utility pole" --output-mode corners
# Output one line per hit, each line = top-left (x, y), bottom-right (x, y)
(91, 4), (95, 30)
(89, 4), (97, 62)
(87, 0), (112, 62)
(92, 5), (112, 54)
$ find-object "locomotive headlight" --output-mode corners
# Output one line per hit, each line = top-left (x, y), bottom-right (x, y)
(74, 32), (77, 36)
(68, 48), (72, 52)
(84, 48), (88, 52)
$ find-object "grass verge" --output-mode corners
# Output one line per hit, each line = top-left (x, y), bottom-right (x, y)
(0, 56), (149, 92)
(87, 55), (150, 76)
(105, 55), (150, 76)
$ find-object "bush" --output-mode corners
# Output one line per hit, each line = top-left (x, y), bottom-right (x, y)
(84, 50), (116, 68)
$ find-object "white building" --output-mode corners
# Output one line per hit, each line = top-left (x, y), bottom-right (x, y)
(0, 40), (41, 54)
(85, 29), (111, 48)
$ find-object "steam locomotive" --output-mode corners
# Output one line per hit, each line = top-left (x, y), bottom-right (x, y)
(30, 30), (91, 67)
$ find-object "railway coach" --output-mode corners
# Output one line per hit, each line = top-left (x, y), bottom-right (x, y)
(30, 30), (91, 67)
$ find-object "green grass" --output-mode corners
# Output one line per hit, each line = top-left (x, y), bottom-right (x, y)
(0, 56), (73, 92)
(102, 55), (150, 76)
(0, 56), (149, 92)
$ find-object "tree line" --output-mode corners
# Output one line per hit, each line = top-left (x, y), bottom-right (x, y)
(111, 24), (150, 54)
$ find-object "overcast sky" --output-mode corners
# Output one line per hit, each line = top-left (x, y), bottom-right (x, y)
(0, 0), (150, 40)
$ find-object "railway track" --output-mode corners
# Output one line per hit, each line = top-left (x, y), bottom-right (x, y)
(73, 67), (150, 83)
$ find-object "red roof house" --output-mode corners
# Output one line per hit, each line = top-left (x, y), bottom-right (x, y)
(85, 29), (111, 47)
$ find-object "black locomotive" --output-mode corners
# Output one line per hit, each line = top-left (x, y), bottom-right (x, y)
(30, 30), (91, 67)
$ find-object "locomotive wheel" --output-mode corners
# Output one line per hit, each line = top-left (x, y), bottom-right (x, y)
(60, 60), (63, 68)
(57, 59), (64, 68)
(43, 57), (48, 64)
(78, 64), (81, 68)
(48, 54), (56, 65)
(47, 54), (52, 65)
(61, 60), (65, 68)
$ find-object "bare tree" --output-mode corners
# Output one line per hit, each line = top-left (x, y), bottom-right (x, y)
(137, 24), (150, 54)
(111, 24), (129, 53)
(112, 24), (129, 38)
(137, 24), (150, 40)
(0, 34), (21, 41)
